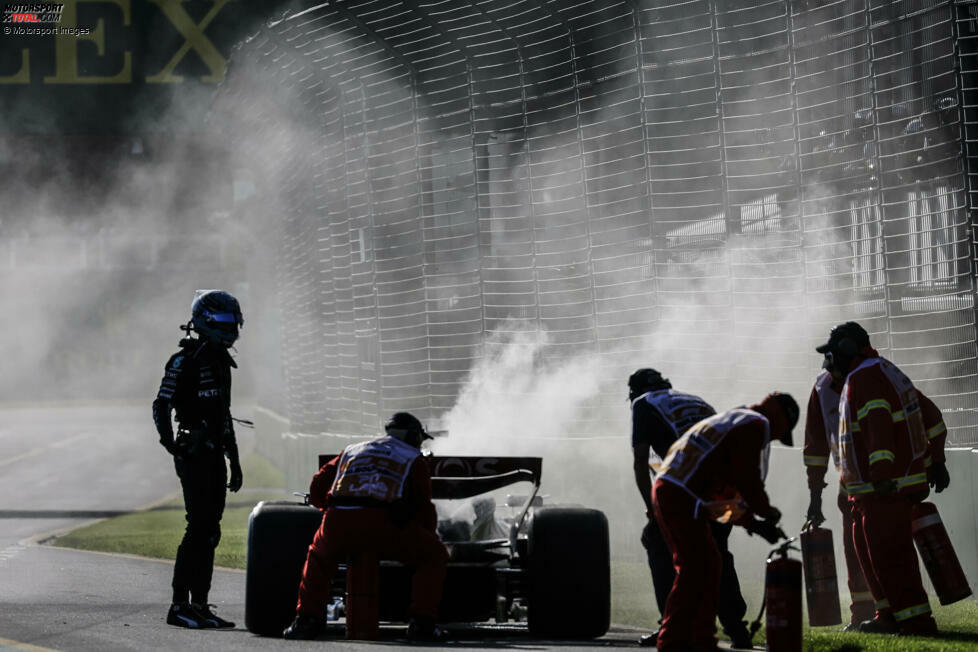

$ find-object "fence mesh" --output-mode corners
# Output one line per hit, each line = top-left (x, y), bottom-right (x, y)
(218, 0), (978, 445)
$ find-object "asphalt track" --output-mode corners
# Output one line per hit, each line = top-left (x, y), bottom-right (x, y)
(0, 406), (743, 651)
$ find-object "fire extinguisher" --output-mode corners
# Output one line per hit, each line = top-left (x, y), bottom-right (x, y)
(911, 502), (973, 605)
(749, 539), (802, 652)
(800, 520), (842, 626)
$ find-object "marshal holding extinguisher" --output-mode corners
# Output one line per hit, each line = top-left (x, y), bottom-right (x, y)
(800, 520), (842, 627)
(911, 501), (972, 605)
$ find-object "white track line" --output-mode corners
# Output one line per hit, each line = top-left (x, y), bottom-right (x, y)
(0, 432), (94, 469)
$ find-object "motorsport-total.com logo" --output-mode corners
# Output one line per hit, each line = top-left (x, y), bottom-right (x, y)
(2, 2), (64, 24)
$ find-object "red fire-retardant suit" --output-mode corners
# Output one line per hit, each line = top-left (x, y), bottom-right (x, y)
(294, 436), (449, 622)
(652, 395), (790, 652)
(803, 370), (874, 625)
(839, 350), (947, 634)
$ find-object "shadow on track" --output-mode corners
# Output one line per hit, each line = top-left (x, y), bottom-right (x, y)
(267, 623), (639, 648)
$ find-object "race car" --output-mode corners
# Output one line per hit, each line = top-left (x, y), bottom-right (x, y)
(244, 454), (611, 639)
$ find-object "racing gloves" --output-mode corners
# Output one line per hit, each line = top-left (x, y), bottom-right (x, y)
(223, 419), (243, 493)
(228, 459), (243, 493)
(160, 437), (182, 458)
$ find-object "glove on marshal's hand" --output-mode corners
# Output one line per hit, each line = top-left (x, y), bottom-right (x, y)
(747, 518), (787, 544)
(928, 460), (950, 494)
(763, 506), (782, 524)
(806, 490), (825, 527)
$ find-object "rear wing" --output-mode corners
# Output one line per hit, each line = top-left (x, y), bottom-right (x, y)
(317, 454), (542, 500)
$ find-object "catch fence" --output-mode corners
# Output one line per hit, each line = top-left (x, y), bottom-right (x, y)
(217, 0), (978, 445)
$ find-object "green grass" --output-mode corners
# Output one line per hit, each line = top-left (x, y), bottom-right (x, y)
(52, 489), (294, 568)
(804, 600), (978, 651)
(611, 559), (978, 650)
(52, 452), (292, 569)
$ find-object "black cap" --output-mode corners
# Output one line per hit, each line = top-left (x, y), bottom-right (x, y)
(815, 321), (870, 355)
(385, 412), (431, 443)
(773, 392), (799, 447)
(628, 368), (671, 393)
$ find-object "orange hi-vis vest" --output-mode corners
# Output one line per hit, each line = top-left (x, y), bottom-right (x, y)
(329, 436), (421, 507)
(839, 357), (929, 496)
(658, 407), (770, 523)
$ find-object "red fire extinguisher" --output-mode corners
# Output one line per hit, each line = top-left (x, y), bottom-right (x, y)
(800, 521), (842, 626)
(911, 502), (973, 605)
(750, 539), (802, 652)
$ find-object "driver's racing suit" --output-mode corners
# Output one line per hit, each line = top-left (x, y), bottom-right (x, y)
(153, 337), (240, 606)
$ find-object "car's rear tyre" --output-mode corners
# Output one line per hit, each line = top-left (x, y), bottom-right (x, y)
(244, 501), (323, 636)
(526, 506), (610, 639)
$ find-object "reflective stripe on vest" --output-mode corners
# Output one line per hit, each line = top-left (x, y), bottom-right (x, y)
(658, 407), (770, 522)
(329, 436), (421, 504)
(814, 370), (841, 471)
(839, 357), (928, 493)
(876, 359), (928, 461)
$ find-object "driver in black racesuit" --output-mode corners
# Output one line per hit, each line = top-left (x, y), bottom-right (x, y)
(152, 289), (245, 629)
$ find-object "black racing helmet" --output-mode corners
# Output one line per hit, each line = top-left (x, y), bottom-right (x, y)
(628, 368), (672, 400)
(384, 412), (431, 448)
(191, 289), (244, 347)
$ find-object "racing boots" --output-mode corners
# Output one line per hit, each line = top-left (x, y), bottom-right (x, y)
(166, 602), (204, 628)
(191, 603), (235, 628)
(283, 613), (324, 640)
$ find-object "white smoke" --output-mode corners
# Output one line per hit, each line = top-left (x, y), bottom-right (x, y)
(434, 326), (605, 456)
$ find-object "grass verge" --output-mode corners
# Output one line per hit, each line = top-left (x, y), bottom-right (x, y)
(52, 452), (292, 569)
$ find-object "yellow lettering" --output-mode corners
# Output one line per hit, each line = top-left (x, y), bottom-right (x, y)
(0, 49), (30, 84)
(147, 0), (233, 84)
(44, 0), (132, 84)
